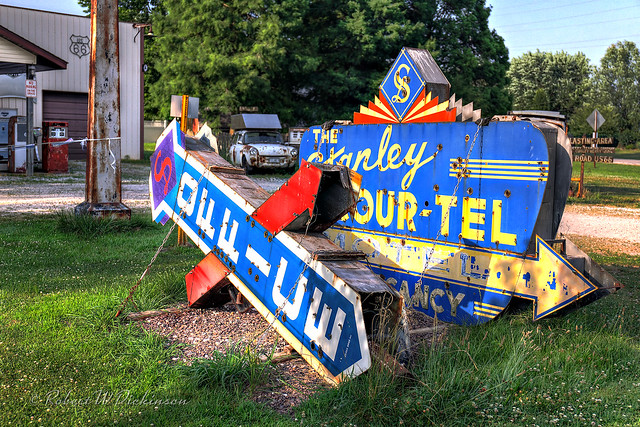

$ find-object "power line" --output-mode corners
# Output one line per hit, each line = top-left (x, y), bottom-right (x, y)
(510, 43), (623, 54)
(508, 34), (640, 50)
(498, 15), (640, 35)
(493, 5), (639, 29)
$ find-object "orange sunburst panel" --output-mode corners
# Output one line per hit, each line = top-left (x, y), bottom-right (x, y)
(402, 95), (440, 122)
(405, 89), (435, 113)
(353, 89), (457, 124)
(353, 112), (398, 124)
(405, 88), (431, 110)
(353, 93), (398, 124)
(367, 100), (396, 121)
(378, 90), (396, 116)
(373, 96), (396, 118)
(360, 105), (393, 120)
(358, 105), (397, 122)
(407, 102), (446, 121)
(404, 98), (454, 123)
(403, 108), (456, 124)
(410, 90), (433, 112)
(397, 88), (426, 121)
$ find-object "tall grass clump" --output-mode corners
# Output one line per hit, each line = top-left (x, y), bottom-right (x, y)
(56, 210), (158, 238)
(131, 270), (187, 312)
(182, 345), (271, 394)
(66, 293), (125, 330)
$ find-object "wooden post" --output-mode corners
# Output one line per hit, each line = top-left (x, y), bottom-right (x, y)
(177, 223), (188, 245)
(578, 161), (585, 198)
(26, 65), (35, 176)
(75, 0), (130, 219)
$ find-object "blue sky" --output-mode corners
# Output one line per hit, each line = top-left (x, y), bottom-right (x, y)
(2, 0), (639, 66)
(487, 0), (640, 66)
(1, 0), (86, 16)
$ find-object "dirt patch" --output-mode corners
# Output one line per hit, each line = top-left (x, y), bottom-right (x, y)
(561, 233), (640, 259)
(0, 161), (150, 216)
(138, 304), (329, 415)
(613, 158), (640, 166)
(0, 162), (286, 217)
(138, 304), (443, 415)
(559, 204), (640, 245)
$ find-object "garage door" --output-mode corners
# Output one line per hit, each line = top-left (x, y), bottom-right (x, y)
(42, 91), (88, 160)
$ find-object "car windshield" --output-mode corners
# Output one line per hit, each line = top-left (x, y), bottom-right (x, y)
(244, 132), (283, 144)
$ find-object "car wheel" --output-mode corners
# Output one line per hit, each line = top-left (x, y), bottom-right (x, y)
(242, 157), (253, 175)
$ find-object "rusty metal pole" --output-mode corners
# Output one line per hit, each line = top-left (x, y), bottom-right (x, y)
(75, 0), (131, 219)
(593, 122), (597, 169)
(176, 94), (189, 246)
(180, 95), (189, 133)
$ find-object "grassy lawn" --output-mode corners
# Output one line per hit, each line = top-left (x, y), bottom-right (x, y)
(0, 215), (288, 426)
(1, 213), (639, 425)
(1, 145), (638, 425)
(302, 270), (640, 425)
(615, 149), (640, 161)
(569, 159), (640, 208)
(121, 143), (156, 165)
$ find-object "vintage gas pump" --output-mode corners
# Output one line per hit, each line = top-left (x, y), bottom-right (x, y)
(8, 116), (27, 173)
(42, 121), (69, 173)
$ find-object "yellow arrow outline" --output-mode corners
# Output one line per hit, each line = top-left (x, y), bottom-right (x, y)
(328, 227), (597, 321)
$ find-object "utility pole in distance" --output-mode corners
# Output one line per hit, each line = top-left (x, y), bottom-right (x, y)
(75, 0), (130, 219)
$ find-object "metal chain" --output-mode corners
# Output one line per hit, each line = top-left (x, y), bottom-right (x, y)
(416, 122), (484, 288)
(115, 166), (207, 318)
(115, 221), (178, 318)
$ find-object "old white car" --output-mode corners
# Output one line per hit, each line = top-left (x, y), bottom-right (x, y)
(228, 114), (298, 174)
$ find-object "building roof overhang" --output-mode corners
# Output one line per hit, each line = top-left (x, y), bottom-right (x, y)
(0, 24), (68, 74)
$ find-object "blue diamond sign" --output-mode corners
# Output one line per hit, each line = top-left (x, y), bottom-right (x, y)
(380, 48), (425, 121)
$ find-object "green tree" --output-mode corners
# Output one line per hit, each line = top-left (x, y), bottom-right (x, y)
(147, 0), (303, 126)
(147, 0), (510, 126)
(290, 0), (511, 122)
(592, 41), (640, 147)
(285, 0), (425, 123)
(530, 88), (550, 111)
(78, 0), (162, 22)
(507, 50), (593, 119)
(427, 0), (511, 117)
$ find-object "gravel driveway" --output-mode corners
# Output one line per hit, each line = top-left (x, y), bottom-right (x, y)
(0, 161), (286, 216)
(559, 204), (640, 248)
(1, 161), (638, 245)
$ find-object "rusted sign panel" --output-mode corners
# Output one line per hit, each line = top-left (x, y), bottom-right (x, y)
(300, 47), (620, 325)
(149, 121), (406, 384)
(185, 253), (232, 308)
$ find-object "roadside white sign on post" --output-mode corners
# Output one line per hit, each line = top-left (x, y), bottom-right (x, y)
(25, 80), (36, 98)
(586, 109), (605, 133)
